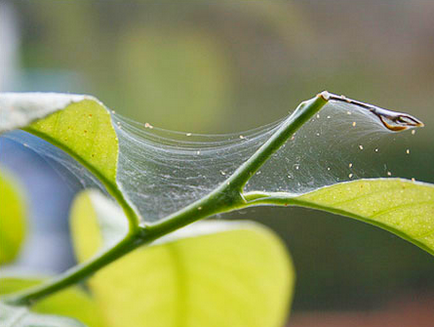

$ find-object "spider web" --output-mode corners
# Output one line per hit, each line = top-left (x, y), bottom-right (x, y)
(2, 98), (419, 223)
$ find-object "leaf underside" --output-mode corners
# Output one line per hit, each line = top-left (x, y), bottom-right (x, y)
(0, 301), (86, 327)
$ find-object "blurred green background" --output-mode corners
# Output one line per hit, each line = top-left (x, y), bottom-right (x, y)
(1, 0), (433, 324)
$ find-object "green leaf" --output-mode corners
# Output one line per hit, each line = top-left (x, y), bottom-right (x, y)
(0, 93), (137, 226)
(71, 190), (294, 327)
(0, 301), (86, 327)
(245, 178), (434, 255)
(0, 277), (104, 327)
(0, 169), (26, 265)
(0, 92), (120, 199)
(10, 94), (117, 186)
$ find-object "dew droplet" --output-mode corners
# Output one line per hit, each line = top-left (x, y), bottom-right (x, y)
(196, 150), (201, 155)
(349, 163), (353, 168)
(359, 145), (364, 150)
(327, 167), (331, 171)
(349, 173), (353, 178)
(406, 149), (410, 155)
(144, 122), (153, 129)
(327, 115), (331, 119)
(374, 148), (379, 153)
(316, 114), (320, 119)
(411, 178), (416, 182)
(294, 164), (300, 170)
(186, 133), (192, 137)
(411, 130), (416, 135)
(352, 122), (356, 127)
(239, 135), (245, 139)
(387, 171), (392, 176)
(220, 171), (226, 176)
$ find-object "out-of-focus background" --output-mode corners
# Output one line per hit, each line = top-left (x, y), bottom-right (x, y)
(1, 1), (434, 326)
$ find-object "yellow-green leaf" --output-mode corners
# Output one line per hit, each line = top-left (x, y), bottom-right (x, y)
(0, 169), (26, 265)
(245, 178), (434, 255)
(0, 277), (104, 327)
(0, 93), (141, 230)
(8, 93), (118, 184)
(71, 190), (294, 327)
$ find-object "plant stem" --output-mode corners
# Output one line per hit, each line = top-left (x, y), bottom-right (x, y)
(5, 92), (328, 306)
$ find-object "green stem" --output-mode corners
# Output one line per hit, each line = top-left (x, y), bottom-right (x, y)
(5, 92), (328, 306)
